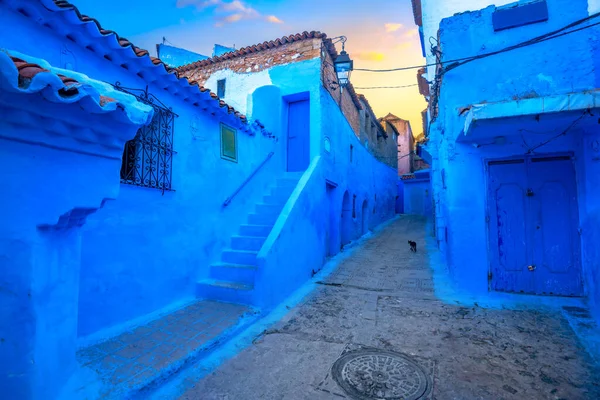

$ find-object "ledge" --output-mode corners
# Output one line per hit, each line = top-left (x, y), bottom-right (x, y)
(459, 90), (600, 143)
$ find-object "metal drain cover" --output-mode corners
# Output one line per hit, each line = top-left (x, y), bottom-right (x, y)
(331, 349), (430, 400)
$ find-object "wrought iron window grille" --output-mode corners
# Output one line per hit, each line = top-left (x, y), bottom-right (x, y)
(114, 82), (178, 195)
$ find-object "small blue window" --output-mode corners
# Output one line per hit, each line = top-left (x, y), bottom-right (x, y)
(217, 79), (226, 98)
(492, 0), (548, 32)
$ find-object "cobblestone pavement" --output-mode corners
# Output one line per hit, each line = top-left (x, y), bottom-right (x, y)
(77, 300), (254, 398)
(181, 216), (600, 400)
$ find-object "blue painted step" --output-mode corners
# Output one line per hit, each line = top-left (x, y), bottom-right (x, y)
(277, 177), (299, 187)
(222, 249), (258, 265)
(239, 224), (271, 237)
(231, 235), (266, 251)
(248, 212), (278, 225)
(255, 203), (284, 215)
(196, 279), (254, 304)
(209, 263), (257, 285)
(263, 192), (291, 205)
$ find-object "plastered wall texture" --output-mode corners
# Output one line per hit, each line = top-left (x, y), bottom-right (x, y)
(427, 0), (600, 318)
(0, 4), (280, 340)
(0, 4), (399, 397)
(180, 37), (362, 137)
(418, 0), (514, 82)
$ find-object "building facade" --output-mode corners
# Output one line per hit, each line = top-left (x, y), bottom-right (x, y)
(0, 1), (398, 397)
(357, 95), (398, 170)
(175, 32), (399, 305)
(380, 113), (414, 176)
(412, 0), (600, 318)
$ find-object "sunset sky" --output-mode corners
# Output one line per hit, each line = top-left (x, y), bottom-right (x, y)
(73, 0), (427, 135)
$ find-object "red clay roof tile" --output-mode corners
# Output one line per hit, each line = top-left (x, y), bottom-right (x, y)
(175, 30), (362, 110)
(12, 57), (79, 90)
(2, 50), (156, 126)
(45, 0), (248, 124)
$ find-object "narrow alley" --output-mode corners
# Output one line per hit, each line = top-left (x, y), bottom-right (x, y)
(177, 216), (600, 400)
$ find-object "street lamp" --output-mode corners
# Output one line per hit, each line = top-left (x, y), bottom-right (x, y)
(333, 37), (353, 89)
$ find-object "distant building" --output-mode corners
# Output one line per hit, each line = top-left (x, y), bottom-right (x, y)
(156, 43), (237, 68)
(357, 95), (398, 170)
(156, 43), (209, 67)
(380, 113), (414, 176)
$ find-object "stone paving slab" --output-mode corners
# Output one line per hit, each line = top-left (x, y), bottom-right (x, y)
(180, 216), (600, 400)
(77, 300), (255, 398)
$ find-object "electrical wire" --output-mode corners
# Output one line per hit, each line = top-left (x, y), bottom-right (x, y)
(353, 12), (600, 73)
(353, 84), (419, 90)
(524, 110), (590, 154)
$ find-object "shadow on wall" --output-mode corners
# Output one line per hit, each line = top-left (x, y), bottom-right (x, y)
(361, 199), (369, 235)
(341, 190), (352, 247)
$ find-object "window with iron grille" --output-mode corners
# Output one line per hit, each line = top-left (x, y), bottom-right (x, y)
(116, 83), (177, 193)
(217, 79), (226, 98)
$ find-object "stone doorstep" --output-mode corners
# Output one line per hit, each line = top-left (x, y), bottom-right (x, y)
(76, 300), (260, 399)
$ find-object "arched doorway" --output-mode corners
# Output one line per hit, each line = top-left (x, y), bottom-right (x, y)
(361, 199), (369, 235)
(341, 191), (352, 248)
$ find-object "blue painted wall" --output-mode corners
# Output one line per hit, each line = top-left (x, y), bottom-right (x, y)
(0, 5), (283, 340)
(403, 177), (432, 217)
(254, 85), (398, 307)
(0, 52), (150, 398)
(427, 0), (600, 308)
(396, 180), (404, 214)
(0, 0), (397, 349)
(156, 43), (208, 68)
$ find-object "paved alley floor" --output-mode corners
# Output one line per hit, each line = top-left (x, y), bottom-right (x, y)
(77, 301), (257, 398)
(180, 216), (600, 400)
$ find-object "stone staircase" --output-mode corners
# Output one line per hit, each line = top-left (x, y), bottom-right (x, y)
(196, 174), (300, 305)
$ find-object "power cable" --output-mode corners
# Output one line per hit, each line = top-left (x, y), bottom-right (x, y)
(525, 110), (590, 154)
(354, 84), (419, 90)
(353, 12), (600, 73)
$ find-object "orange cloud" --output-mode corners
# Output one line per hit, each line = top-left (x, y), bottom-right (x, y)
(266, 15), (284, 24)
(403, 28), (418, 38)
(355, 52), (386, 62)
(385, 23), (403, 33)
(395, 42), (412, 51)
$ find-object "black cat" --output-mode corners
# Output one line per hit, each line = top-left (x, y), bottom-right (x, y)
(408, 240), (417, 253)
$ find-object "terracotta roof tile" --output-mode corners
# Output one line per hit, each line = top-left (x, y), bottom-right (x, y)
(411, 0), (423, 27)
(176, 31), (327, 72)
(417, 67), (430, 97)
(12, 57), (79, 94)
(2, 52), (151, 125)
(176, 31), (362, 110)
(45, 0), (248, 124)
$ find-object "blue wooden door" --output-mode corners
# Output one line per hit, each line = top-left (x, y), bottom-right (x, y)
(287, 100), (310, 172)
(488, 159), (532, 293)
(488, 156), (582, 296)
(528, 156), (582, 296)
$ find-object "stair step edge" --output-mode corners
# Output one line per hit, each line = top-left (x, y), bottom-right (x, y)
(198, 279), (254, 291)
(212, 263), (259, 270)
(223, 249), (259, 255)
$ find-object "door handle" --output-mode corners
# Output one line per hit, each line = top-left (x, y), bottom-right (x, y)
(526, 189), (535, 197)
(527, 265), (536, 271)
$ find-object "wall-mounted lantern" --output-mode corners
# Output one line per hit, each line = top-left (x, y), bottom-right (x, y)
(333, 37), (353, 89)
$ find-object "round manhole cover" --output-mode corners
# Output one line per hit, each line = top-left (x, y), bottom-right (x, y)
(331, 349), (430, 400)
